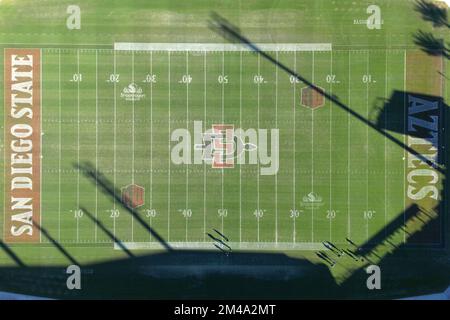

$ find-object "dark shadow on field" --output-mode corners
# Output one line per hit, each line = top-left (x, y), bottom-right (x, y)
(1, 10), (449, 300)
(81, 207), (135, 258)
(0, 240), (26, 267)
(0, 161), (337, 299)
(34, 222), (79, 266)
(414, 0), (449, 28)
(0, 250), (338, 299)
(371, 91), (446, 249)
(370, 91), (444, 150)
(208, 12), (443, 173)
(74, 161), (173, 252)
(413, 30), (450, 59)
(342, 93), (449, 298)
(356, 204), (440, 257)
(209, 11), (450, 299)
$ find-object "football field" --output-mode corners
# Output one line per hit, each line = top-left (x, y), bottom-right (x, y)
(1, 45), (425, 249)
(0, 0), (449, 299)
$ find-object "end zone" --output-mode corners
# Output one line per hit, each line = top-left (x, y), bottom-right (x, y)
(3, 48), (41, 243)
(405, 50), (445, 247)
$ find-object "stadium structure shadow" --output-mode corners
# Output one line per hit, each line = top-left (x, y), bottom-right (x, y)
(0, 240), (26, 268)
(74, 161), (173, 252)
(208, 12), (443, 173)
(209, 11), (450, 299)
(81, 207), (135, 258)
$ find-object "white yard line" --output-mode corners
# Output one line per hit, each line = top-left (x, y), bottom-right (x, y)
(384, 50), (388, 237)
(311, 51), (315, 243)
(221, 51), (225, 235)
(150, 51), (153, 209)
(131, 51), (135, 242)
(347, 51), (351, 238)
(366, 50), (370, 242)
(329, 50), (333, 241)
(58, 49), (62, 241)
(113, 51), (117, 237)
(149, 51), (153, 241)
(95, 50), (99, 242)
(203, 50), (207, 242)
(275, 51), (279, 243)
(168, 51), (171, 242)
(76, 49), (80, 243)
(239, 50), (243, 243)
(293, 51), (297, 243)
(2, 50), (5, 242)
(186, 51), (189, 211)
(186, 51), (189, 241)
(403, 50), (407, 244)
(257, 53), (260, 242)
(40, 50), (43, 243)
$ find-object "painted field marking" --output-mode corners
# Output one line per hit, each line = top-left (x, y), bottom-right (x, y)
(116, 241), (327, 251)
(384, 50), (388, 238)
(275, 50), (279, 243)
(95, 49), (98, 242)
(293, 51), (297, 243)
(114, 43), (332, 52)
(403, 49), (407, 244)
(186, 50), (189, 241)
(113, 50), (117, 237)
(257, 53), (260, 242)
(40, 50), (43, 243)
(311, 51), (315, 243)
(347, 51), (351, 238)
(221, 51), (225, 235)
(131, 51), (135, 242)
(76, 49), (80, 243)
(366, 50), (370, 242)
(203, 50), (207, 242)
(168, 51), (171, 242)
(58, 49), (62, 241)
(329, 50), (333, 241)
(150, 52), (153, 213)
(149, 51), (154, 242)
(239, 50), (243, 243)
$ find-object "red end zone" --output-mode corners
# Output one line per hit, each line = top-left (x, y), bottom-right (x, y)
(4, 48), (41, 243)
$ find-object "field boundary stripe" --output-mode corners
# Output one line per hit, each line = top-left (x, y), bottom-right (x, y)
(114, 43), (332, 52)
(114, 242), (328, 251)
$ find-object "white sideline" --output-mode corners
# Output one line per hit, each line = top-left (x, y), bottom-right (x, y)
(114, 242), (326, 251)
(114, 42), (332, 52)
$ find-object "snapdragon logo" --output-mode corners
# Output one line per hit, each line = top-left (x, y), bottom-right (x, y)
(171, 121), (279, 175)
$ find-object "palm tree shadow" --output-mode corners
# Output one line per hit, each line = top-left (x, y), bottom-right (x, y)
(413, 30), (450, 59)
(414, 0), (449, 28)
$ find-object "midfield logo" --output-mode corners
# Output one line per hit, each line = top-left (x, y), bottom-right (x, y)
(120, 83), (145, 101)
(171, 121), (279, 175)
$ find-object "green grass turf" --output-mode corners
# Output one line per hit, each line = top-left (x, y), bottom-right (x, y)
(0, 0), (449, 298)
(32, 47), (408, 247)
